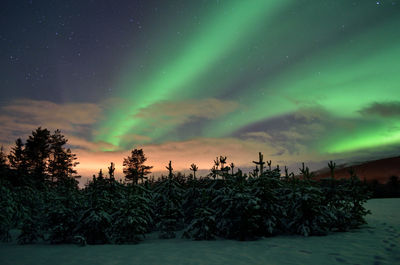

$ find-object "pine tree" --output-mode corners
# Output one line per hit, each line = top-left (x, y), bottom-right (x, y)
(214, 169), (261, 240)
(123, 149), (153, 184)
(24, 127), (51, 185)
(328, 161), (336, 179)
(6, 139), (29, 186)
(190, 163), (198, 179)
(0, 146), (9, 182)
(252, 152), (265, 176)
(0, 185), (15, 242)
(17, 186), (45, 244)
(48, 130), (78, 184)
(0, 146), (7, 168)
(156, 161), (183, 239)
(219, 156), (229, 175)
(45, 184), (81, 244)
(166, 160), (173, 179)
(230, 162), (235, 175)
(108, 162), (115, 180)
(111, 187), (153, 243)
(183, 206), (217, 240)
(97, 169), (104, 180)
(8, 138), (27, 173)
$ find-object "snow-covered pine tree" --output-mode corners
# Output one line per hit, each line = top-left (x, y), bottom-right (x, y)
(281, 164), (334, 236)
(340, 168), (371, 229)
(183, 180), (219, 240)
(183, 206), (217, 240)
(75, 174), (119, 244)
(44, 181), (82, 244)
(182, 167), (203, 225)
(155, 161), (184, 239)
(251, 165), (283, 237)
(213, 169), (261, 240)
(111, 185), (154, 243)
(0, 185), (15, 242)
(17, 186), (45, 244)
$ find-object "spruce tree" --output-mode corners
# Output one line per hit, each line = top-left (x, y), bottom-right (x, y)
(48, 130), (78, 184)
(190, 163), (198, 179)
(123, 149), (153, 184)
(0, 185), (15, 242)
(108, 162), (115, 180)
(156, 161), (183, 239)
(24, 127), (51, 185)
(0, 146), (9, 182)
(8, 138), (27, 172)
(252, 152), (265, 176)
(0, 146), (7, 168)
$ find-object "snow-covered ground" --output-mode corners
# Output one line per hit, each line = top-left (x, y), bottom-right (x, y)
(1, 198), (399, 265)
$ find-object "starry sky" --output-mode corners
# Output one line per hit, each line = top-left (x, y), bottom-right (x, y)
(1, 0), (399, 180)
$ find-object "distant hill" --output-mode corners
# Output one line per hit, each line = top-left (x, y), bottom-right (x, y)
(313, 156), (400, 184)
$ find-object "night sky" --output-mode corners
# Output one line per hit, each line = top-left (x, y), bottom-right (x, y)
(1, 0), (399, 179)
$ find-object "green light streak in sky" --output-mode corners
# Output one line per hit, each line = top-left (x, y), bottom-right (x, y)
(323, 120), (400, 154)
(203, 14), (400, 154)
(96, 1), (400, 156)
(95, 0), (287, 148)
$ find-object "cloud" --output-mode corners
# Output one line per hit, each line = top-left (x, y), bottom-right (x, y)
(292, 106), (331, 122)
(359, 101), (400, 118)
(3, 99), (101, 126)
(234, 106), (332, 155)
(135, 98), (240, 127)
(119, 134), (152, 143)
(66, 135), (117, 152)
(0, 99), (102, 149)
(242, 131), (273, 141)
(235, 105), (398, 159)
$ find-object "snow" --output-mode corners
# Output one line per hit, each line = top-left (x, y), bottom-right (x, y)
(1, 198), (399, 265)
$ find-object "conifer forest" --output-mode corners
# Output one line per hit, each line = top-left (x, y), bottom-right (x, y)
(0, 128), (371, 245)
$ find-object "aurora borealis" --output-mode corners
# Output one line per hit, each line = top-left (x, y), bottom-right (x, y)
(1, 0), (400, 178)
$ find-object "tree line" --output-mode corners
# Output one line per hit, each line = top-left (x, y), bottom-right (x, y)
(0, 127), (372, 244)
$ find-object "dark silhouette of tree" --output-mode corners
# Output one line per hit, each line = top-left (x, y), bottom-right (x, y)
(209, 157), (221, 179)
(299, 162), (315, 182)
(190, 163), (198, 179)
(24, 127), (51, 184)
(108, 162), (115, 180)
(0, 146), (8, 181)
(387, 175), (399, 197)
(157, 160), (183, 239)
(219, 156), (227, 169)
(213, 157), (220, 170)
(219, 156), (230, 175)
(283, 166), (295, 180)
(123, 149), (153, 184)
(48, 129), (78, 183)
(252, 165), (259, 177)
(252, 152), (265, 176)
(328, 161), (336, 179)
(166, 160), (173, 179)
(0, 146), (7, 167)
(97, 169), (104, 180)
(0, 146), (7, 169)
(8, 138), (27, 175)
(267, 160), (272, 171)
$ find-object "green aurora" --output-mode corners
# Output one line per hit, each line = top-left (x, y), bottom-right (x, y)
(95, 0), (400, 156)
